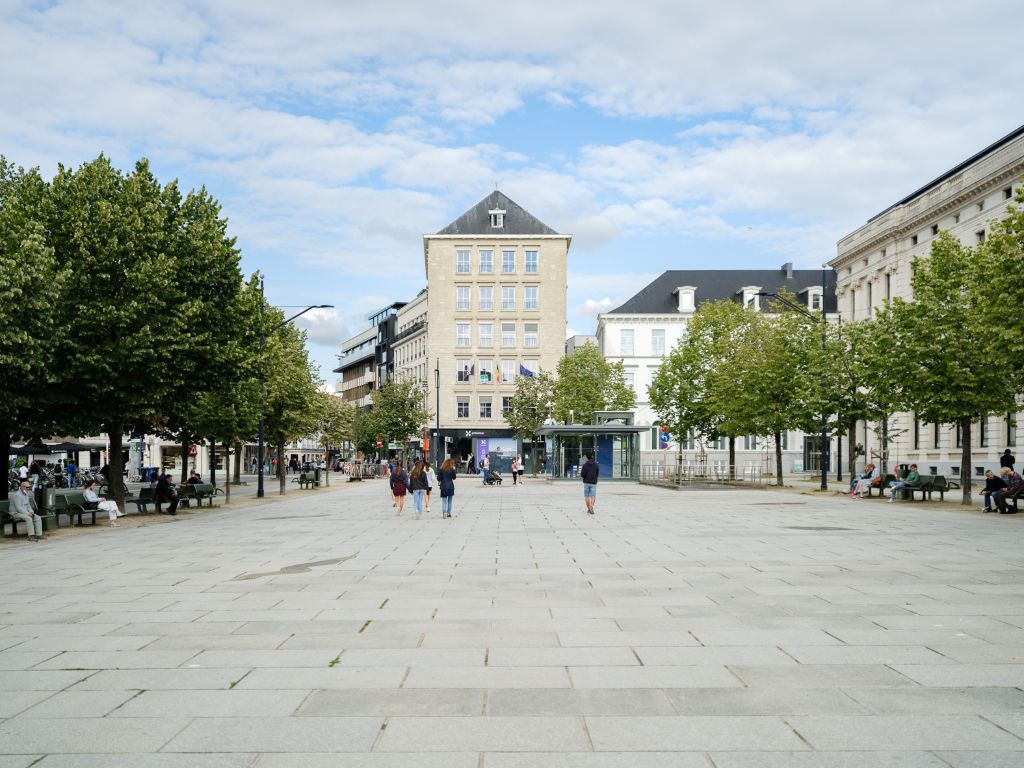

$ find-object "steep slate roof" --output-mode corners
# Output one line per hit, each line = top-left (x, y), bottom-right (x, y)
(436, 191), (559, 235)
(609, 267), (837, 314)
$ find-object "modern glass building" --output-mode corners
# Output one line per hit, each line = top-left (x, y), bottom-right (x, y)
(537, 412), (644, 480)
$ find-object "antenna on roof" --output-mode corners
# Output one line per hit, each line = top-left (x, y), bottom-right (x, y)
(494, 181), (499, 191)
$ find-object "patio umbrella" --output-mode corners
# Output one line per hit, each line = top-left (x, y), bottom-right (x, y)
(48, 441), (106, 452)
(10, 442), (55, 456)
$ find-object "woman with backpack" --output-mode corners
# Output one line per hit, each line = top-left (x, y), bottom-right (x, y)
(390, 462), (409, 515)
(438, 457), (457, 518)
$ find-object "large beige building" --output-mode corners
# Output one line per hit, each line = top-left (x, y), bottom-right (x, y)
(423, 191), (570, 471)
(830, 124), (1023, 475)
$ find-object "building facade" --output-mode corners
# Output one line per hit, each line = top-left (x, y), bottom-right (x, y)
(597, 263), (837, 475)
(424, 191), (570, 472)
(830, 125), (1023, 476)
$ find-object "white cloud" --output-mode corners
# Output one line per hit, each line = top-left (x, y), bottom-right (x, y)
(292, 307), (349, 349)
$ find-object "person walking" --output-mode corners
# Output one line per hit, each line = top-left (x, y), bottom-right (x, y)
(83, 479), (122, 527)
(887, 463), (920, 503)
(1001, 449), (1015, 471)
(390, 462), (409, 515)
(424, 460), (437, 515)
(66, 459), (77, 488)
(980, 469), (1007, 513)
(28, 460), (42, 491)
(438, 457), (457, 518)
(580, 451), (599, 516)
(517, 455), (525, 485)
(10, 480), (44, 541)
(409, 460), (428, 520)
(480, 453), (489, 485)
(468, 454), (476, 476)
(511, 455), (519, 485)
(994, 466), (1022, 514)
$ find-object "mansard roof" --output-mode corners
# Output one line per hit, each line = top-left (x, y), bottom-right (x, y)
(609, 266), (837, 314)
(435, 191), (559, 236)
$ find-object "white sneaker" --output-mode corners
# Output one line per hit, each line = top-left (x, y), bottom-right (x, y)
(887, 498), (893, 504)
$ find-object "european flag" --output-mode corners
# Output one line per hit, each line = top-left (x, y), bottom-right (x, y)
(519, 364), (535, 377)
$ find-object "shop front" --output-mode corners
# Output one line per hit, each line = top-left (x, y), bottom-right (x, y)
(537, 423), (644, 480)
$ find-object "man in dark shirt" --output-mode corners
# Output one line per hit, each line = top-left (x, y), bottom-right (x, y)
(155, 471), (180, 515)
(580, 451), (599, 516)
(1000, 449), (1015, 471)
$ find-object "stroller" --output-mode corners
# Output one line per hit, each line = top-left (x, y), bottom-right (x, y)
(485, 470), (503, 485)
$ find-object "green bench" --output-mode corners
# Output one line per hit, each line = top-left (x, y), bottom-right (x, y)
(126, 487), (156, 513)
(292, 473), (318, 489)
(192, 483), (218, 506)
(52, 490), (99, 526)
(1, 499), (56, 537)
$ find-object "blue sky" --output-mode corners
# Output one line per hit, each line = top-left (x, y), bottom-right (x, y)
(3, 0), (1022, 381)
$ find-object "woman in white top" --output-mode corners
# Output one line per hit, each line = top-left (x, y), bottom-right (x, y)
(83, 479), (122, 527)
(424, 461), (437, 515)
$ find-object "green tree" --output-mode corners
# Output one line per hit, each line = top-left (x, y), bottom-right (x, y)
(649, 300), (755, 470)
(369, 378), (429, 449)
(553, 343), (635, 424)
(726, 304), (817, 485)
(189, 378), (260, 503)
(262, 311), (323, 495)
(507, 370), (555, 472)
(0, 158), (64, 498)
(975, 185), (1024, 365)
(46, 156), (187, 508)
(313, 391), (356, 485)
(875, 232), (1017, 503)
(352, 407), (380, 458)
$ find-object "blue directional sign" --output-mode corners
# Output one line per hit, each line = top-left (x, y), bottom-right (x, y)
(659, 432), (670, 445)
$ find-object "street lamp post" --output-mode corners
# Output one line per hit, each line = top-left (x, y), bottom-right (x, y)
(257, 283), (334, 498)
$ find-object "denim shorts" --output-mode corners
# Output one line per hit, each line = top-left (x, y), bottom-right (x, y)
(583, 483), (597, 498)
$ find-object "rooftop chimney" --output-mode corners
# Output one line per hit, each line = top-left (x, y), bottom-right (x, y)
(782, 262), (793, 279)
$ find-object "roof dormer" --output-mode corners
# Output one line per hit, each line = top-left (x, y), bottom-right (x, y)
(673, 285), (697, 313)
(740, 286), (761, 310)
(488, 208), (506, 229)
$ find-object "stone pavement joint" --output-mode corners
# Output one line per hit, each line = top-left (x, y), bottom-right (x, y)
(1, 479), (1023, 764)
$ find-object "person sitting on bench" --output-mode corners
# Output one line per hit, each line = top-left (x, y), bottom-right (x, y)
(887, 464), (920, 503)
(83, 479), (123, 527)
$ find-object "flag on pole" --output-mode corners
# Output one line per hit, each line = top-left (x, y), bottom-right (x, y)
(519, 364), (535, 377)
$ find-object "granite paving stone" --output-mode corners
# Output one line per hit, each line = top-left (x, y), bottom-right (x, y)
(2, 479), (1023, 765)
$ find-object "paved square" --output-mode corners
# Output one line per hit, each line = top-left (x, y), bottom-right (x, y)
(2, 479), (1023, 765)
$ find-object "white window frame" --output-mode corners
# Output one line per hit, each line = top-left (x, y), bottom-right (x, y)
(525, 250), (538, 273)
(479, 286), (493, 311)
(456, 286), (470, 311)
(478, 322), (493, 347)
(502, 249), (515, 273)
(524, 322), (538, 348)
(479, 359), (493, 384)
(479, 249), (493, 274)
(524, 286), (538, 310)
(479, 396), (492, 419)
(456, 323), (470, 348)
(456, 396), (469, 419)
(650, 328), (665, 357)
(456, 359), (471, 383)
(500, 359), (516, 383)
(620, 328), (634, 356)
(502, 396), (513, 415)
(456, 250), (470, 274)
(501, 286), (515, 311)
(501, 323), (515, 347)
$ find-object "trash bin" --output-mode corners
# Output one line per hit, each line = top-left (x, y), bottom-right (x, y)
(39, 487), (57, 532)
(313, 468), (321, 487)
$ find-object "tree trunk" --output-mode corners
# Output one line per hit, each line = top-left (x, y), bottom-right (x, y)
(847, 417), (857, 478)
(106, 420), (125, 510)
(323, 446), (329, 487)
(180, 436), (189, 484)
(881, 415), (889, 474)
(775, 430), (784, 486)
(277, 440), (286, 495)
(210, 438), (216, 489)
(0, 431), (10, 501)
(960, 416), (972, 505)
(232, 440), (241, 484)
(728, 436), (736, 479)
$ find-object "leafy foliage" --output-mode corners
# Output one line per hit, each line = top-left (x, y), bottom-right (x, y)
(368, 378), (429, 446)
(552, 343), (635, 424)
(506, 370), (555, 440)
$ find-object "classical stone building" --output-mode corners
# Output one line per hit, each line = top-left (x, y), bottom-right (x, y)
(424, 191), (570, 472)
(829, 124), (1024, 475)
(596, 264), (837, 475)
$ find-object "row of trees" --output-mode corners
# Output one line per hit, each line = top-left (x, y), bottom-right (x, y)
(0, 154), (336, 504)
(648, 192), (1024, 503)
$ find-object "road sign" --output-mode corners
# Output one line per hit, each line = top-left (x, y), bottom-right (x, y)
(659, 432), (670, 445)
(375, 439), (383, 448)
(188, 445), (198, 456)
